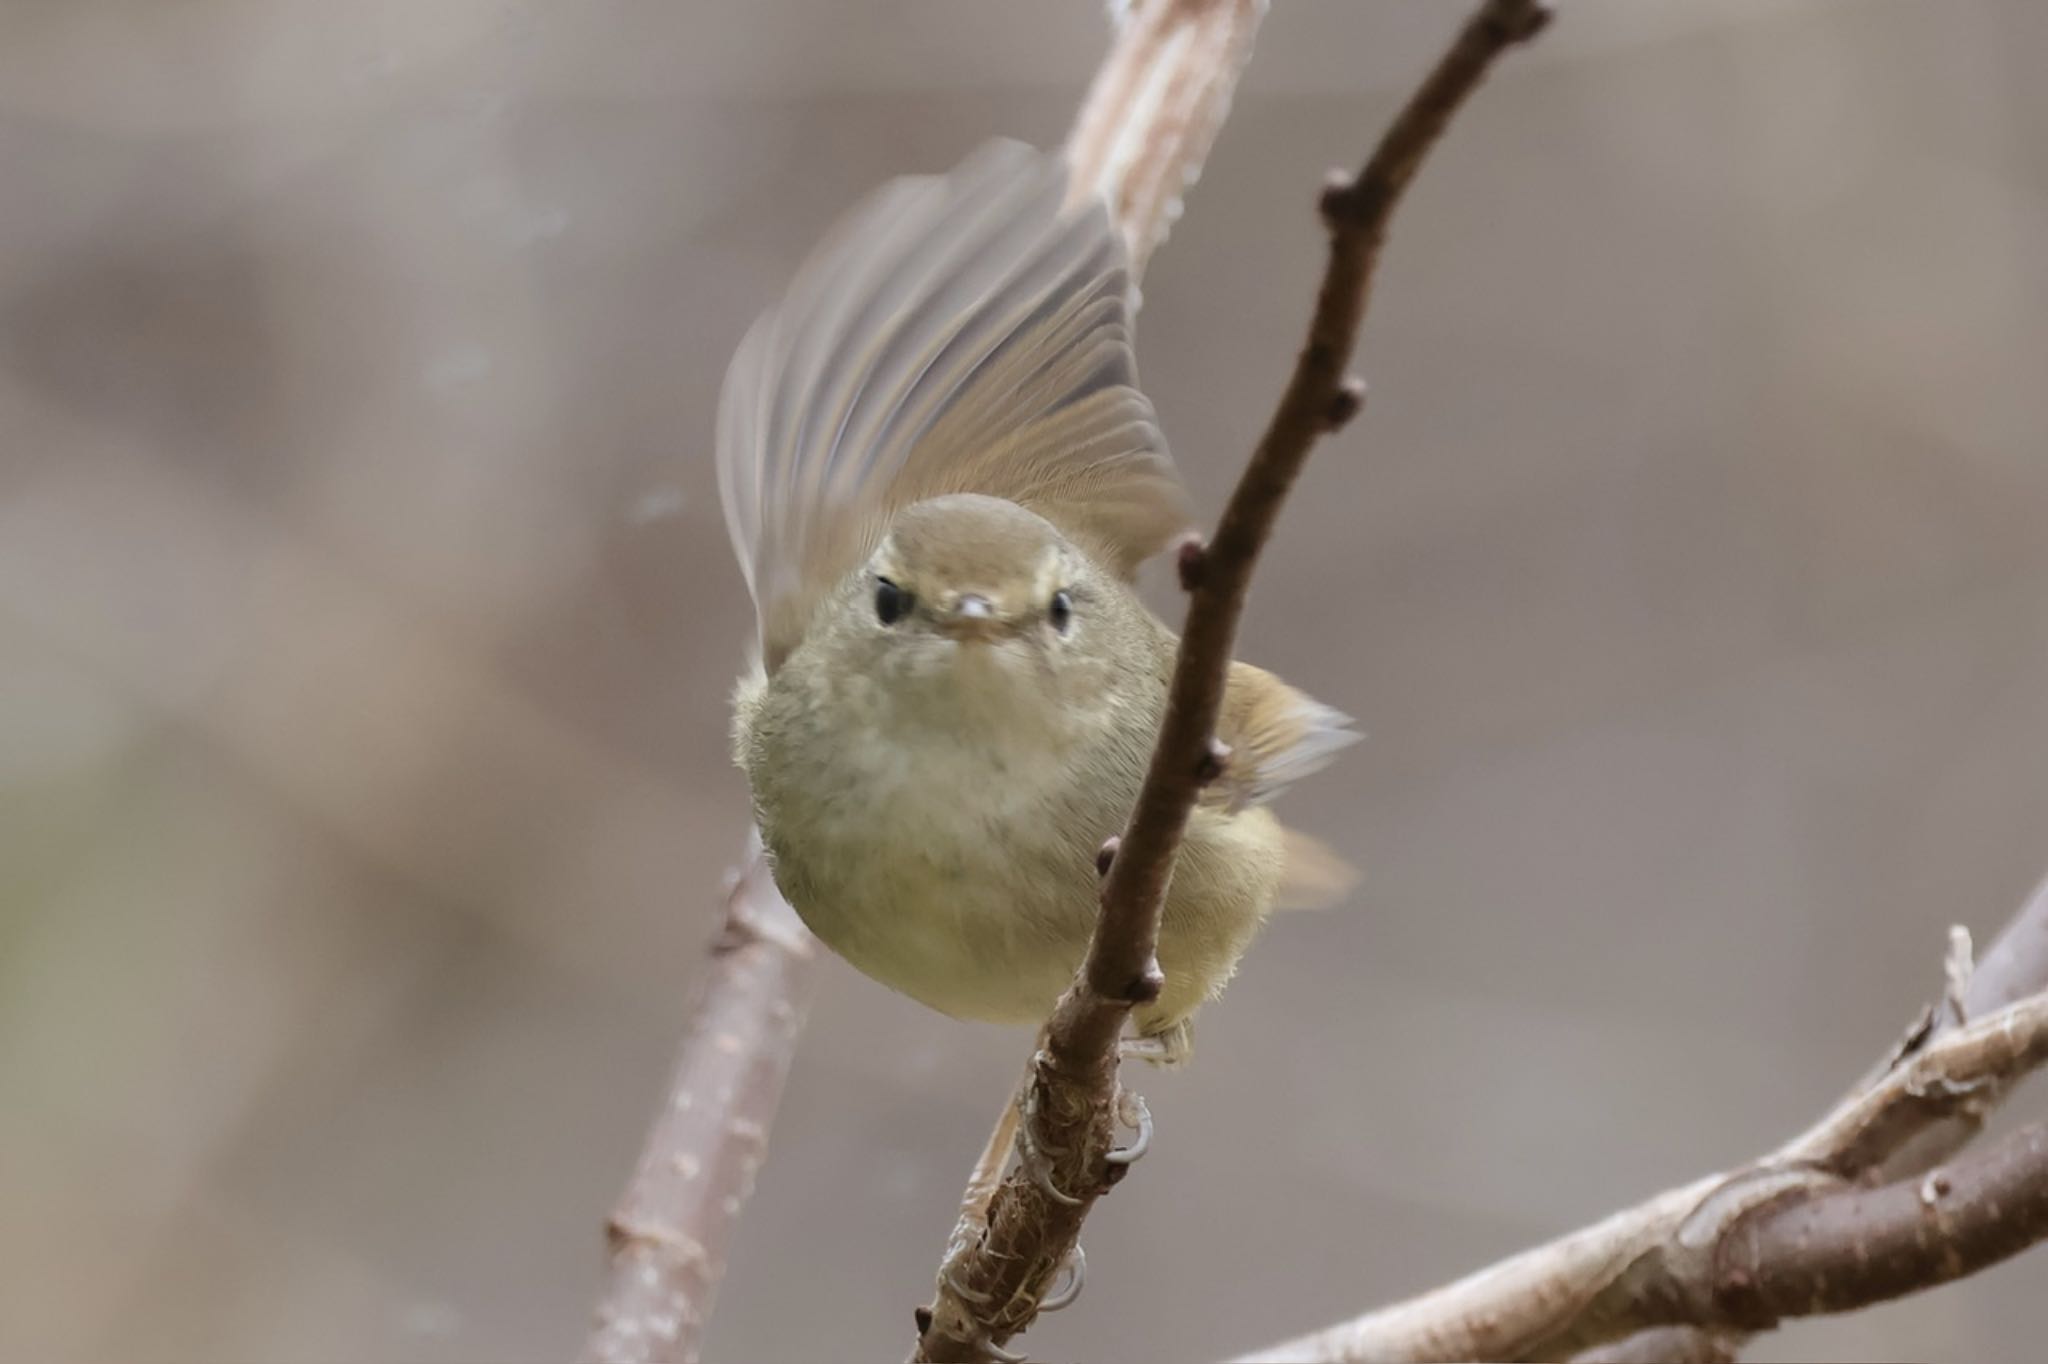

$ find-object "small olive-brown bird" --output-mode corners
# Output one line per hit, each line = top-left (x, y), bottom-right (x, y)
(718, 141), (1354, 1064)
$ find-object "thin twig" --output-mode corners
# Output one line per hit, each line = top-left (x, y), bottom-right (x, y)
(580, 841), (819, 1364)
(931, 0), (1277, 1261)
(913, 3), (1553, 1360)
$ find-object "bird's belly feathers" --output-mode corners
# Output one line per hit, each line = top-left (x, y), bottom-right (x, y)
(737, 653), (1288, 1033)
(747, 694), (1121, 1024)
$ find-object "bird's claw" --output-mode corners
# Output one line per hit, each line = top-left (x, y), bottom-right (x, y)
(1105, 1089), (1152, 1167)
(1015, 1074), (1084, 1207)
(1038, 1243), (1086, 1313)
(942, 1259), (994, 1307)
(975, 1332), (1028, 1364)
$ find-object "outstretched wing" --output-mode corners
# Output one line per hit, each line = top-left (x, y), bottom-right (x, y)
(716, 139), (1191, 671)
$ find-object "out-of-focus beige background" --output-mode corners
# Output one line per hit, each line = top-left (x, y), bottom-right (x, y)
(4, 2), (2046, 1360)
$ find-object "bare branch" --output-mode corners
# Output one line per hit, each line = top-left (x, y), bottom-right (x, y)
(1234, 1174), (1728, 1364)
(1780, 992), (2048, 1173)
(1716, 1122), (2048, 1325)
(914, 3), (1553, 1360)
(1238, 883), (2048, 1364)
(1865, 873), (2048, 1187)
(1581, 875), (2048, 1363)
(581, 841), (820, 1364)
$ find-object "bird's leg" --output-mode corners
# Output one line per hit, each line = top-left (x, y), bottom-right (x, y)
(1101, 1018), (1177, 1166)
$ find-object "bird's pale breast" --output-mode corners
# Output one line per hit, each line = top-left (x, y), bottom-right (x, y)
(738, 662), (1125, 1025)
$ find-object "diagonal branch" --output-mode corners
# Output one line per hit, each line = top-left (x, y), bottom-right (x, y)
(1577, 873), (2048, 1363)
(1524, 996), (2048, 1360)
(1714, 1121), (2048, 1325)
(913, 3), (1554, 1360)
(1235, 873), (2048, 1364)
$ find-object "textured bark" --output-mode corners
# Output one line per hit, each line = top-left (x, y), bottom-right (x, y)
(1717, 1123), (2048, 1325)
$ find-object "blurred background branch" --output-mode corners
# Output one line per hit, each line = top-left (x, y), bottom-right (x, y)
(580, 844), (815, 1364)
(1064, 0), (1264, 275)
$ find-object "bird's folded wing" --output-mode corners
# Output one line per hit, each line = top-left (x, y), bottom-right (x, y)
(1214, 660), (1362, 908)
(1214, 660), (1360, 810)
(716, 139), (1192, 671)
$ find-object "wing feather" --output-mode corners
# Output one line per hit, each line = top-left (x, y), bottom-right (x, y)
(716, 139), (1190, 670)
(1214, 661), (1361, 810)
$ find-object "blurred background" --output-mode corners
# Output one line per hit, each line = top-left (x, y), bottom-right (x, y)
(4, 1), (2046, 1360)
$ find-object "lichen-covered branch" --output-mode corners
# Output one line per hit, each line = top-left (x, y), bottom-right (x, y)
(580, 842), (818, 1364)
(912, 3), (1553, 1360)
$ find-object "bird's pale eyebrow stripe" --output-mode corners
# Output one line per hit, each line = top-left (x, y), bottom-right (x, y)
(1030, 549), (1064, 603)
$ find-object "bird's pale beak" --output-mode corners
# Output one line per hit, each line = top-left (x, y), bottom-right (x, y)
(941, 593), (1000, 641)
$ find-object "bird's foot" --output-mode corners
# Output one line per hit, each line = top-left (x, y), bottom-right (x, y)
(1117, 1018), (1193, 1069)
(1105, 1087), (1152, 1167)
(1014, 1051), (1084, 1206)
(1039, 1244), (1086, 1313)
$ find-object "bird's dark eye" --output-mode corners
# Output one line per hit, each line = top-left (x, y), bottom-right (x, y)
(875, 577), (911, 625)
(1048, 589), (1074, 634)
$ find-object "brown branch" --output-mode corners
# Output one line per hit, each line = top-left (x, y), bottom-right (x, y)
(580, 841), (819, 1364)
(1236, 877), (2048, 1364)
(1716, 1122), (2048, 1325)
(1536, 1124), (2048, 1358)
(913, 3), (1552, 1361)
